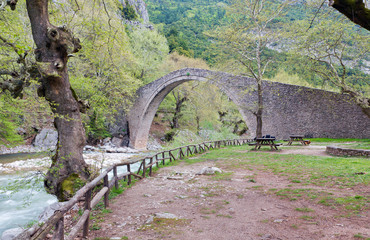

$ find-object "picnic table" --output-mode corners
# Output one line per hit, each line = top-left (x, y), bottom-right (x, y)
(287, 135), (310, 145)
(248, 137), (281, 150)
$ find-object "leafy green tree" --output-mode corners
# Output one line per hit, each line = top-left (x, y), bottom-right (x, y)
(166, 27), (194, 57)
(0, 93), (23, 146)
(129, 28), (169, 82)
(290, 9), (370, 117)
(214, 0), (292, 137)
(1, 0), (142, 200)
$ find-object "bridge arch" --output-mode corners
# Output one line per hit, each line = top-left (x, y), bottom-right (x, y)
(128, 68), (370, 150)
(128, 68), (252, 149)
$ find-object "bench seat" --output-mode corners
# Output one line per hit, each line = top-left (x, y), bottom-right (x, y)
(248, 142), (257, 146)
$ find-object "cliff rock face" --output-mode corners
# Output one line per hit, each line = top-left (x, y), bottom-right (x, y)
(120, 0), (149, 23)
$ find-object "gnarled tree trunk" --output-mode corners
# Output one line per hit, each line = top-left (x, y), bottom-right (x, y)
(26, 0), (90, 200)
(329, 0), (370, 31)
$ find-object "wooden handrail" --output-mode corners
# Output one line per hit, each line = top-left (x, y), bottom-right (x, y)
(23, 138), (251, 240)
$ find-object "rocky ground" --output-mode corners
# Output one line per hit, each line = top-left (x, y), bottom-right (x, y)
(88, 146), (370, 240)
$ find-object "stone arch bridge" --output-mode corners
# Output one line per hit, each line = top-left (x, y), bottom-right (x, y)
(128, 68), (369, 150)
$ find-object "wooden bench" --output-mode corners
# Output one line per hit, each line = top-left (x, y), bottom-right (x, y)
(250, 138), (281, 150)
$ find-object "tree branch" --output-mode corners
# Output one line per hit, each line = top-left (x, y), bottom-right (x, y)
(329, 0), (370, 30)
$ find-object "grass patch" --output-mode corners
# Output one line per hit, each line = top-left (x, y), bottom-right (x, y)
(183, 143), (369, 215)
(139, 217), (190, 232)
(216, 214), (233, 218)
(193, 145), (369, 188)
(337, 142), (370, 150)
(353, 233), (368, 239)
(211, 171), (233, 181)
(295, 207), (314, 212)
(290, 224), (298, 229)
(299, 215), (316, 221)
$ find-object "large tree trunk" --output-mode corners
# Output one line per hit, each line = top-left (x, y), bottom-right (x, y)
(26, 0), (90, 201)
(255, 82), (263, 138)
(170, 94), (187, 129)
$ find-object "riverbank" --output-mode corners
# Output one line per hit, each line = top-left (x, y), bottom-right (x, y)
(0, 146), (143, 237)
(0, 143), (142, 174)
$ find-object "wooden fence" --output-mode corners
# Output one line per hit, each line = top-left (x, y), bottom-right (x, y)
(21, 138), (251, 240)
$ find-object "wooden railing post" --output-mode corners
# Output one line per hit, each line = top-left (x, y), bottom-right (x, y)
(113, 166), (119, 189)
(179, 148), (184, 159)
(142, 159), (146, 177)
(104, 175), (109, 208)
(169, 150), (174, 162)
(156, 154), (159, 168)
(127, 164), (131, 185)
(83, 189), (91, 238)
(53, 218), (64, 240)
(149, 157), (153, 176)
(162, 152), (165, 165)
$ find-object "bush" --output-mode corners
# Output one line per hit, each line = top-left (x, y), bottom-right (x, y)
(164, 130), (176, 142)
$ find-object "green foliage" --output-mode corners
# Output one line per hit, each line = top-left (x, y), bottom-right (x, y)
(164, 130), (176, 142)
(166, 27), (193, 57)
(119, 0), (139, 20)
(146, 0), (227, 63)
(288, 8), (370, 99)
(109, 186), (124, 199)
(61, 173), (86, 200)
(0, 94), (23, 146)
(1, 0), (149, 146)
(128, 27), (169, 83)
(87, 111), (112, 140)
(66, 0), (142, 127)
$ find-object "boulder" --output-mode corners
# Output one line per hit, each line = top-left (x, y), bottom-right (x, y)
(154, 212), (179, 219)
(33, 129), (58, 148)
(116, 147), (128, 153)
(111, 137), (123, 148)
(102, 137), (111, 145)
(1, 227), (23, 240)
(147, 135), (162, 151)
(38, 202), (64, 223)
(196, 167), (222, 175)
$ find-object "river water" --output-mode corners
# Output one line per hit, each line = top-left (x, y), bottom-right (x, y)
(0, 151), (144, 236)
(0, 174), (57, 235)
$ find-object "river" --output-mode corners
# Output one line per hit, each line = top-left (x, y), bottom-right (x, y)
(0, 151), (144, 236)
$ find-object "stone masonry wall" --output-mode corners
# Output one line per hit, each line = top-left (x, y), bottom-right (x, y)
(257, 81), (370, 139)
(326, 146), (370, 157)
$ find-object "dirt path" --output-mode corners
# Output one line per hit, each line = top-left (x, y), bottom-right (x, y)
(258, 145), (330, 157)
(89, 147), (369, 240)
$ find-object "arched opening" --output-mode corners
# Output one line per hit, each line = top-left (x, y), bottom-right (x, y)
(150, 80), (249, 145)
(128, 68), (252, 150)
